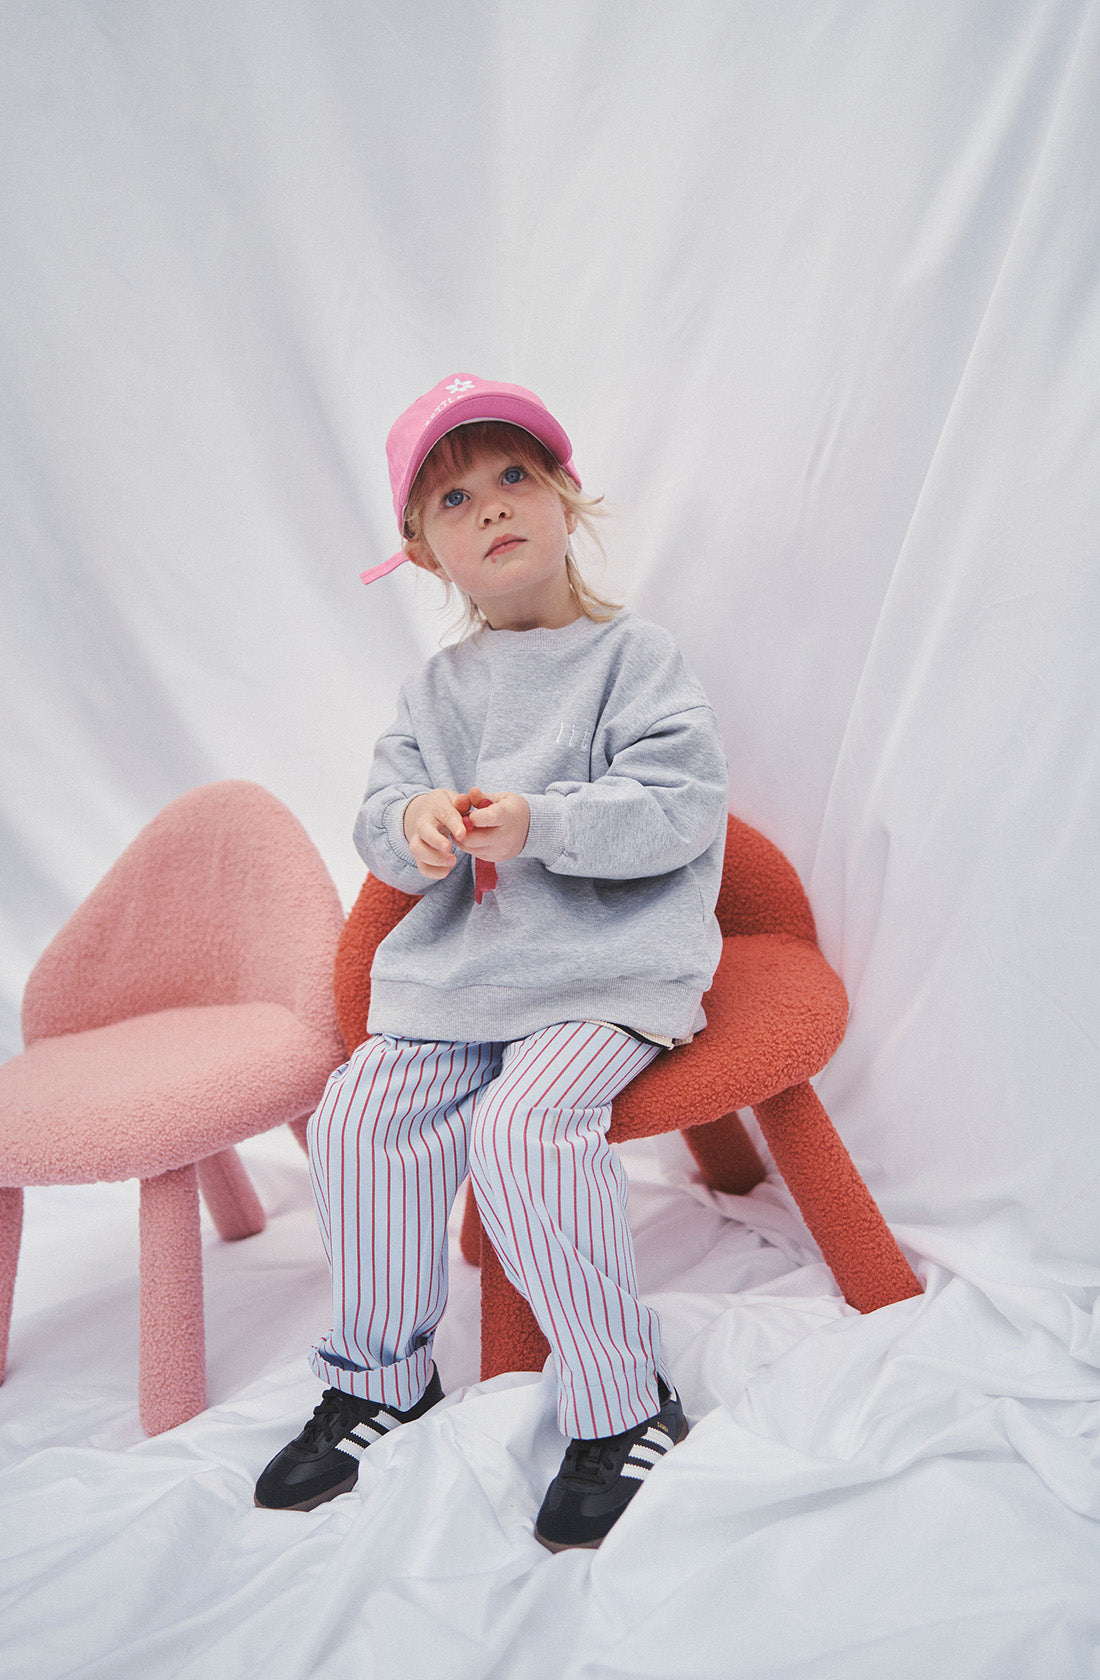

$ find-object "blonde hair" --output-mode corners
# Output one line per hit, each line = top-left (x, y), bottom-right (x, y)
(402, 421), (620, 633)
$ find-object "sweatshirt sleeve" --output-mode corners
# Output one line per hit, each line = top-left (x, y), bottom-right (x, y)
(520, 699), (729, 881)
(352, 693), (435, 894)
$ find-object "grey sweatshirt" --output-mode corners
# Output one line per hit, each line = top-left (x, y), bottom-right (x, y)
(354, 610), (729, 1043)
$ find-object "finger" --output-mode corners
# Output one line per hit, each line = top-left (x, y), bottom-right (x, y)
(465, 803), (502, 829)
(439, 803), (469, 843)
(414, 829), (458, 864)
(416, 852), (455, 877)
(418, 827), (454, 856)
(437, 801), (471, 843)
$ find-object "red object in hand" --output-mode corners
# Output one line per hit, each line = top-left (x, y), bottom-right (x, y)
(473, 859), (497, 904)
(457, 791), (498, 904)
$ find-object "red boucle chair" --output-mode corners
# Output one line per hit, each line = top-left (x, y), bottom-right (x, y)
(334, 814), (922, 1381)
(0, 781), (346, 1434)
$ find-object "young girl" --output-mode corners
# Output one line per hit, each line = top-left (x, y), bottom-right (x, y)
(255, 374), (729, 1551)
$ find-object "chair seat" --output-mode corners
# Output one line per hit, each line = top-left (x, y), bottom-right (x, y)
(0, 1003), (333, 1186)
(609, 934), (849, 1140)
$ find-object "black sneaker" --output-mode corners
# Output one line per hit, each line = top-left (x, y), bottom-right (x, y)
(254, 1368), (444, 1511)
(534, 1378), (688, 1552)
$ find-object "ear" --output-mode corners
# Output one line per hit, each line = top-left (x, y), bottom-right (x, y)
(564, 507), (578, 535)
(404, 538), (444, 578)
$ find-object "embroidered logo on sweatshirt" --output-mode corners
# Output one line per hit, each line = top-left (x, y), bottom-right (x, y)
(555, 720), (592, 750)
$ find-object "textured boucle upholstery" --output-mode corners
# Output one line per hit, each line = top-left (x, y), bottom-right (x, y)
(1, 1004), (332, 1184)
(21, 785), (341, 1047)
(0, 781), (346, 1434)
(608, 935), (849, 1137)
(334, 878), (419, 1055)
(334, 813), (922, 1383)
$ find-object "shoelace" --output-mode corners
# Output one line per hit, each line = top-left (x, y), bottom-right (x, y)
(559, 1431), (631, 1485)
(299, 1389), (368, 1448)
(560, 1395), (673, 1485)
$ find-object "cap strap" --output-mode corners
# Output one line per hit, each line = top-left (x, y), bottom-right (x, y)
(360, 552), (409, 586)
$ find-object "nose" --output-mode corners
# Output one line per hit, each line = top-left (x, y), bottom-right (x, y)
(478, 498), (510, 527)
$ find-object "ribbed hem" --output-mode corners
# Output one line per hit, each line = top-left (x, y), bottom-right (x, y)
(366, 980), (706, 1044)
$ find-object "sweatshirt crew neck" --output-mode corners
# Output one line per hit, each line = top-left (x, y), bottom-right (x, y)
(476, 612), (604, 648)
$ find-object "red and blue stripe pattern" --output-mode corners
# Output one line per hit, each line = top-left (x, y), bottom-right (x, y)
(306, 1022), (662, 1439)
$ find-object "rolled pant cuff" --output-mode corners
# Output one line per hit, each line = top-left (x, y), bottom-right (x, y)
(308, 1342), (434, 1410)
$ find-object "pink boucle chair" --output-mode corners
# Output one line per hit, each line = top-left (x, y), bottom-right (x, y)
(0, 781), (345, 1434)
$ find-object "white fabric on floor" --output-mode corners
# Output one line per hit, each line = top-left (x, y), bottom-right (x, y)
(4, 1133), (1100, 1679)
(2, 2), (1099, 1675)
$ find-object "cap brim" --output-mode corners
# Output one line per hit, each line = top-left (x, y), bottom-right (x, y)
(394, 397), (578, 528)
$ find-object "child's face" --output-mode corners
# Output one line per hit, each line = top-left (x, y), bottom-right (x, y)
(405, 446), (578, 631)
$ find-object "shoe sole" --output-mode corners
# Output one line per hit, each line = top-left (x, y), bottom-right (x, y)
(254, 1469), (359, 1513)
(534, 1420), (689, 1554)
(536, 1531), (602, 1554)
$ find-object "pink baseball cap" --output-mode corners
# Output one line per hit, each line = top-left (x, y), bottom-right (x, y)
(361, 373), (581, 584)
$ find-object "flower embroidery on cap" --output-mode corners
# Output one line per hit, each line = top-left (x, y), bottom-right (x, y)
(446, 378), (475, 394)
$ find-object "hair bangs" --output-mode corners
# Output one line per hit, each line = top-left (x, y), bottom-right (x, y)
(406, 422), (558, 529)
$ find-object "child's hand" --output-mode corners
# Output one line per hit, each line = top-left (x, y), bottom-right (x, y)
(403, 789), (468, 879)
(456, 787), (530, 863)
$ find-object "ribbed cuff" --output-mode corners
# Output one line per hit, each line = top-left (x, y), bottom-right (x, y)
(518, 792), (567, 866)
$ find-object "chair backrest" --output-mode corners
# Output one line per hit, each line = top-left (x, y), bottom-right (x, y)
(715, 815), (818, 943)
(331, 813), (818, 1055)
(22, 781), (345, 1046)
(333, 877), (419, 1054)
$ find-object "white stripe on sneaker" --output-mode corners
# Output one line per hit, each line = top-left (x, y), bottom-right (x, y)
(626, 1441), (668, 1468)
(622, 1425), (675, 1480)
(341, 1409), (407, 1460)
(360, 1408), (404, 1435)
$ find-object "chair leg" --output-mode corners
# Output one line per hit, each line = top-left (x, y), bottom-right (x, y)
(752, 1083), (921, 1313)
(138, 1165), (207, 1434)
(0, 1187), (23, 1384)
(196, 1148), (266, 1241)
(459, 1183), (482, 1266)
(681, 1112), (767, 1194)
(478, 1218), (550, 1382)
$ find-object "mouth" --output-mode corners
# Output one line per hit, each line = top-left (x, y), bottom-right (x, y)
(485, 536), (525, 559)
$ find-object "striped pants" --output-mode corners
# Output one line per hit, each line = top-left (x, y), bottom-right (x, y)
(306, 1021), (662, 1439)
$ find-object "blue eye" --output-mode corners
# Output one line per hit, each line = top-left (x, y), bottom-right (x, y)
(502, 466), (525, 485)
(442, 489), (467, 508)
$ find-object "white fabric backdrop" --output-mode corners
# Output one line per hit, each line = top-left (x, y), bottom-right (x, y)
(2, 3), (1099, 1676)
